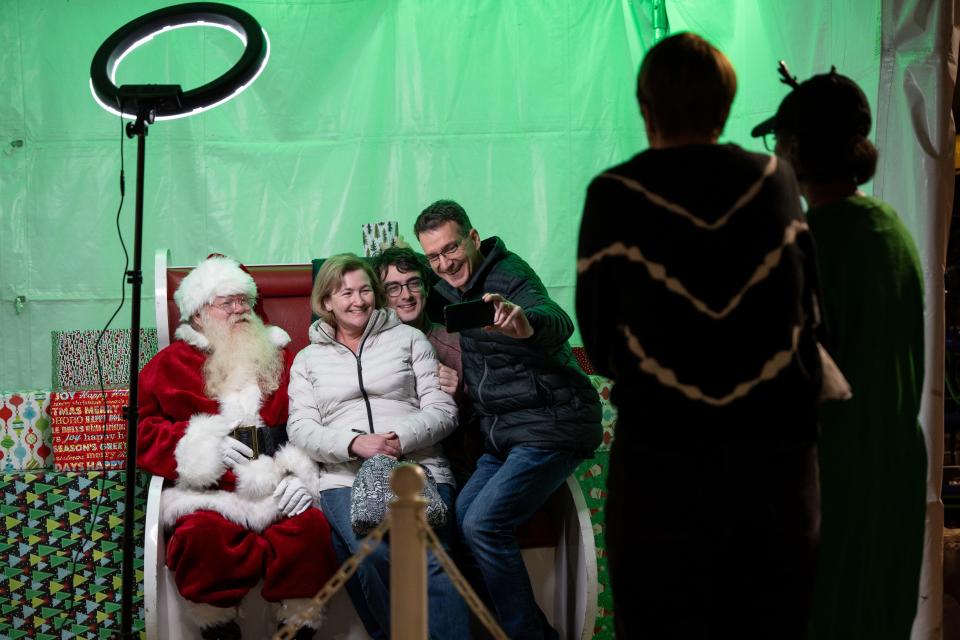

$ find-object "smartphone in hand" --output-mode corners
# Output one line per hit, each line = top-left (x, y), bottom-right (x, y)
(444, 299), (495, 332)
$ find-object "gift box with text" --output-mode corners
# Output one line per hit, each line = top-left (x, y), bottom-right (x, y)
(49, 390), (128, 471)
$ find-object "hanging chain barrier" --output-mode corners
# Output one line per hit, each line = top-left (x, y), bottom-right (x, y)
(274, 518), (390, 640)
(419, 515), (510, 640)
(273, 476), (509, 640)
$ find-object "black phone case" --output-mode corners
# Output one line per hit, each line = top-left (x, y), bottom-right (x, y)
(443, 299), (495, 332)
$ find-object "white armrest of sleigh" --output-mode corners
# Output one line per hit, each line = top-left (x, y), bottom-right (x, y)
(142, 474), (367, 639)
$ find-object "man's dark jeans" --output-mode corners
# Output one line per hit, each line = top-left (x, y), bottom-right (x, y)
(457, 446), (583, 640)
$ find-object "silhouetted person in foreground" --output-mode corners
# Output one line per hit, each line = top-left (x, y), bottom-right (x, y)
(577, 33), (824, 639)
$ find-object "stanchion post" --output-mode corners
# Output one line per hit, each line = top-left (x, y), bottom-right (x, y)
(389, 465), (428, 640)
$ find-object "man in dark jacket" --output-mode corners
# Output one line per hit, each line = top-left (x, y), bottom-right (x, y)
(415, 200), (601, 640)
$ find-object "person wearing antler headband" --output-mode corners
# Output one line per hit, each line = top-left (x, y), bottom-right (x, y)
(755, 64), (926, 640)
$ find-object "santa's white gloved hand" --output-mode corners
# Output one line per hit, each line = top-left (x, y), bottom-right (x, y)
(274, 476), (312, 517)
(220, 436), (254, 469)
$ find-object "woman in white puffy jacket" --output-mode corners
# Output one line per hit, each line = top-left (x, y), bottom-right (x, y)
(287, 253), (469, 639)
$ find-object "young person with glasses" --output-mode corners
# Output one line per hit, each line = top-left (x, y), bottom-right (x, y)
(372, 246), (485, 487)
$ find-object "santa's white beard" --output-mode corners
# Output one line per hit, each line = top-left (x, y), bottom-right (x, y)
(199, 310), (283, 398)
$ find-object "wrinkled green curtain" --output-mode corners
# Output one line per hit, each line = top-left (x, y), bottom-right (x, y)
(1, 0), (956, 636)
(3, 0), (654, 389)
(0, 0), (905, 393)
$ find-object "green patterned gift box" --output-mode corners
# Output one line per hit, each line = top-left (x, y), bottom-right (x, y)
(577, 374), (617, 638)
(0, 470), (148, 639)
(575, 450), (613, 639)
(0, 392), (54, 472)
(362, 221), (400, 257)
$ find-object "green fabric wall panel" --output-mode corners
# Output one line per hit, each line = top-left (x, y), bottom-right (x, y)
(4, 0), (659, 389)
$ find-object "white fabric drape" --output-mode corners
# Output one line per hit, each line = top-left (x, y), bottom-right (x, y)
(874, 1), (958, 638)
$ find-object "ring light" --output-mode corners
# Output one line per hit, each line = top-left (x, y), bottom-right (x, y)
(88, 5), (271, 637)
(89, 2), (269, 120)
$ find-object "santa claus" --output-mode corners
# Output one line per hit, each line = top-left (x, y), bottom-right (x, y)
(137, 255), (335, 640)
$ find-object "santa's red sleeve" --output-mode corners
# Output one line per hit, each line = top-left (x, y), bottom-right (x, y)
(137, 341), (225, 483)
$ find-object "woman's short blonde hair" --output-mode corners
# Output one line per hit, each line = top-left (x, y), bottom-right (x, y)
(311, 253), (386, 325)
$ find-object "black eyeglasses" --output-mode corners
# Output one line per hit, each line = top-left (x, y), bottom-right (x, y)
(425, 236), (466, 264)
(384, 277), (424, 297)
(762, 132), (777, 152)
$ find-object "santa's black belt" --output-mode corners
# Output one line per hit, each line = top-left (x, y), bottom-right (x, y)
(230, 424), (288, 459)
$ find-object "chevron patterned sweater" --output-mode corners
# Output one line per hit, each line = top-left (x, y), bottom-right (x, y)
(576, 144), (823, 447)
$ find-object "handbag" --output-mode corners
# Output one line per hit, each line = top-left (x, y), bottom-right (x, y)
(350, 454), (449, 536)
(817, 342), (852, 402)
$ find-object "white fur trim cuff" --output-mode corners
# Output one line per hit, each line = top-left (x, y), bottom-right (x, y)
(278, 597), (325, 629)
(274, 445), (323, 500)
(233, 456), (285, 499)
(174, 414), (233, 489)
(185, 601), (237, 627)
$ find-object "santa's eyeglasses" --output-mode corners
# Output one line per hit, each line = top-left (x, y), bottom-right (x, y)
(211, 295), (252, 311)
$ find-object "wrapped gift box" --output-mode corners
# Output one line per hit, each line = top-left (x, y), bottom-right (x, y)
(579, 373), (616, 636)
(575, 450), (613, 639)
(52, 329), (158, 391)
(362, 220), (400, 257)
(48, 391), (128, 471)
(0, 470), (147, 639)
(0, 391), (54, 472)
(589, 374), (616, 451)
(572, 346), (595, 375)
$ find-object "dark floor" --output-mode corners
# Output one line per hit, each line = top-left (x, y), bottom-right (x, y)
(944, 528), (960, 639)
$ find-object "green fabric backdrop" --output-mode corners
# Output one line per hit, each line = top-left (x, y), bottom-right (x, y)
(1, 1), (956, 637)
(0, 0), (890, 391)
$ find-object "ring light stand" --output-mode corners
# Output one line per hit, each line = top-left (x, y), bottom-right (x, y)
(89, 4), (269, 636)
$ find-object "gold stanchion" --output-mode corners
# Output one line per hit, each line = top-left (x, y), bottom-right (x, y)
(389, 464), (429, 640)
(274, 464), (509, 640)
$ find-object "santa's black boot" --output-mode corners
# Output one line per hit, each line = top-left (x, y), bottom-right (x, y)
(276, 622), (317, 639)
(200, 620), (242, 640)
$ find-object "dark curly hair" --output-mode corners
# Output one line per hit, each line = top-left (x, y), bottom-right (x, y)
(779, 131), (878, 186)
(371, 246), (430, 286)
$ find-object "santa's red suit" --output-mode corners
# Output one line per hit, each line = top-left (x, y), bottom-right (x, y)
(137, 322), (336, 622)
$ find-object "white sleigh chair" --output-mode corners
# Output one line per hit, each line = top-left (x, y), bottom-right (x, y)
(143, 474), (367, 639)
(142, 248), (598, 639)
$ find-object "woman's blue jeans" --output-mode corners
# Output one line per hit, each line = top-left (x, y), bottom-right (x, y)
(320, 482), (469, 639)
